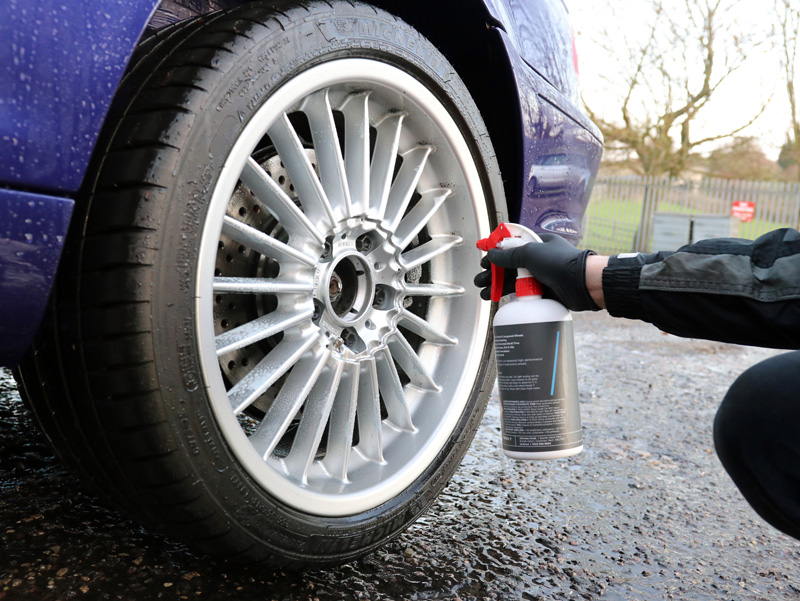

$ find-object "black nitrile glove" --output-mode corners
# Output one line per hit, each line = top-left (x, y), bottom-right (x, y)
(474, 255), (516, 300)
(475, 233), (600, 311)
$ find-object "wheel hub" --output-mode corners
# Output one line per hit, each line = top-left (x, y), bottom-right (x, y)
(321, 248), (374, 326)
(313, 222), (401, 356)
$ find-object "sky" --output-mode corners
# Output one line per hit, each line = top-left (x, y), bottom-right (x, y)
(567, 0), (792, 160)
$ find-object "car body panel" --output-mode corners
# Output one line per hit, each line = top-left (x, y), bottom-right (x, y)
(482, 0), (578, 102)
(0, 0), (591, 195)
(494, 29), (602, 239)
(0, 188), (73, 365)
(0, 0), (602, 366)
(0, 0), (160, 193)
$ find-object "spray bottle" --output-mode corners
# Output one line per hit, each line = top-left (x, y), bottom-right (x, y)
(477, 223), (583, 460)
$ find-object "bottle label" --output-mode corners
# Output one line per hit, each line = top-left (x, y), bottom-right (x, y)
(494, 321), (582, 453)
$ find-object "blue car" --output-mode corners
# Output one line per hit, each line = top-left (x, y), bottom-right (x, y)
(1, 0), (602, 566)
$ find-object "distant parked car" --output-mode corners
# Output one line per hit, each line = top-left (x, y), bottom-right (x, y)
(0, 0), (602, 567)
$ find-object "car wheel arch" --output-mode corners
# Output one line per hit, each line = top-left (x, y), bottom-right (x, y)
(140, 0), (524, 221)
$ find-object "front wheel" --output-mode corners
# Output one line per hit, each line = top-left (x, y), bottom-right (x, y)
(17, 0), (505, 567)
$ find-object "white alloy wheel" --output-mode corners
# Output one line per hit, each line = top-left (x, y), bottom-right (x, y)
(197, 59), (492, 516)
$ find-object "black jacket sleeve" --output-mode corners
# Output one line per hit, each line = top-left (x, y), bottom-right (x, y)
(602, 228), (800, 350)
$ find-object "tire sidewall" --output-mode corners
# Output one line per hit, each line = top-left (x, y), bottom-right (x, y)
(148, 2), (502, 561)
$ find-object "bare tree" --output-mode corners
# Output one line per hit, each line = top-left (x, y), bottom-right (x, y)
(706, 136), (781, 180)
(583, 0), (769, 176)
(776, 0), (800, 180)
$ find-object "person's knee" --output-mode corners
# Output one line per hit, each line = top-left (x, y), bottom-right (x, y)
(713, 351), (800, 540)
(713, 358), (778, 463)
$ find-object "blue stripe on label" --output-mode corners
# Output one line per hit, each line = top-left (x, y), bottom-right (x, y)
(551, 330), (560, 396)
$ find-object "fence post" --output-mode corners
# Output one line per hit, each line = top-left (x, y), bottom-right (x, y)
(795, 182), (800, 230)
(632, 175), (658, 252)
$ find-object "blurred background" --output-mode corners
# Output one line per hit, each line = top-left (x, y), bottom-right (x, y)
(568, 0), (800, 254)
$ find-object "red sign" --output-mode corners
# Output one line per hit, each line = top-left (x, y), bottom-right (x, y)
(731, 201), (755, 222)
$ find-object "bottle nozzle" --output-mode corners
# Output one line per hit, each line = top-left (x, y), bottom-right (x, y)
(476, 224), (512, 302)
(476, 223), (544, 301)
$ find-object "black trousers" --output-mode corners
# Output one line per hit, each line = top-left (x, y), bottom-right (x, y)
(714, 349), (800, 540)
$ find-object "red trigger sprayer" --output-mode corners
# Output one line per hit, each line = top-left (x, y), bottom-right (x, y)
(477, 223), (583, 460)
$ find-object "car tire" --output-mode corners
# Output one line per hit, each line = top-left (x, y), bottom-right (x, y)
(16, 0), (505, 567)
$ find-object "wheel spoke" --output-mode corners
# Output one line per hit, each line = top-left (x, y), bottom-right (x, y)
(382, 146), (433, 232)
(227, 332), (320, 415)
(222, 216), (317, 267)
(403, 283), (464, 297)
(375, 348), (415, 432)
(387, 331), (440, 392)
(392, 188), (452, 250)
(322, 361), (360, 482)
(283, 357), (344, 483)
(269, 112), (336, 230)
(248, 345), (331, 459)
(400, 235), (462, 270)
(398, 311), (457, 346)
(342, 92), (371, 216)
(240, 157), (325, 245)
(213, 276), (314, 295)
(304, 89), (351, 221)
(356, 358), (385, 463)
(369, 112), (405, 221)
(215, 307), (314, 356)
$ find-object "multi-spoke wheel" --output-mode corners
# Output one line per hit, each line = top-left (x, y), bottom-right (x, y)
(200, 57), (494, 515)
(15, 1), (505, 567)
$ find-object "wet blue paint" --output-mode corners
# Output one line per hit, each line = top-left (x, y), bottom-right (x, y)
(0, 188), (73, 365)
(0, 0), (159, 193)
(494, 29), (603, 239)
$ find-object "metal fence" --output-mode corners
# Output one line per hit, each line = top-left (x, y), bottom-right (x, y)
(579, 175), (800, 255)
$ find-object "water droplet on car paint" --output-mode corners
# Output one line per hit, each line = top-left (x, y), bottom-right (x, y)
(24, 233), (33, 242)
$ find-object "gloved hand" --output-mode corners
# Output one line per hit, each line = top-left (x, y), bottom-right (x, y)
(473, 233), (600, 311)
(474, 255), (516, 300)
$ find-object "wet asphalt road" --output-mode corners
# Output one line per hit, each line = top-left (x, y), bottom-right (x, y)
(1, 311), (799, 601)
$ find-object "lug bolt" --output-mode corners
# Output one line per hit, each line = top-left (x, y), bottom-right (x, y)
(356, 235), (372, 252)
(312, 300), (323, 322)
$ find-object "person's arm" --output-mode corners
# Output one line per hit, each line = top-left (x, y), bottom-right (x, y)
(477, 228), (800, 350)
(585, 254), (608, 309)
(601, 228), (800, 350)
